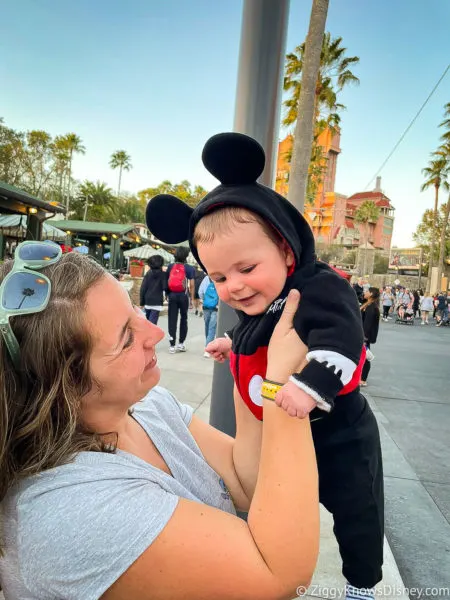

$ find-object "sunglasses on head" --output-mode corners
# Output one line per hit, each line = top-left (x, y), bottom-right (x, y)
(0, 241), (62, 368)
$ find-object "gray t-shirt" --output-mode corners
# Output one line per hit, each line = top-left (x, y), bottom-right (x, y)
(0, 387), (236, 600)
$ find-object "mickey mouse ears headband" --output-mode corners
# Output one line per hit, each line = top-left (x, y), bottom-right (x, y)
(145, 132), (266, 244)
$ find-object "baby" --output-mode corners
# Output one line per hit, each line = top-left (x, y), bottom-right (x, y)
(146, 132), (384, 599)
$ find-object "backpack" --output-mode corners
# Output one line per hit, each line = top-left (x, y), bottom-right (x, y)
(168, 263), (186, 293)
(203, 280), (219, 309)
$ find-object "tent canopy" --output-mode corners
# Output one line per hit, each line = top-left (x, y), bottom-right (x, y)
(0, 215), (68, 241)
(123, 244), (174, 263)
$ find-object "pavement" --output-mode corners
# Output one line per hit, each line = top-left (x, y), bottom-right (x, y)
(157, 311), (410, 600)
(365, 317), (450, 598)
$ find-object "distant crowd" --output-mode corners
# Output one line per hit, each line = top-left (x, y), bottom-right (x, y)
(352, 279), (450, 327)
(139, 247), (218, 357)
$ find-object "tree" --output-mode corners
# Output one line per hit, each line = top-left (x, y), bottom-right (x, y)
(109, 150), (132, 197)
(72, 181), (116, 222)
(413, 204), (450, 265)
(61, 133), (86, 213)
(113, 193), (146, 224)
(373, 253), (389, 275)
(53, 135), (71, 204)
(284, 24), (359, 211)
(23, 130), (55, 196)
(421, 155), (448, 292)
(434, 103), (450, 288)
(0, 120), (26, 185)
(138, 180), (208, 208)
(354, 200), (380, 275)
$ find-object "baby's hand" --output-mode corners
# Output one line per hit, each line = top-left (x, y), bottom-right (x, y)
(206, 337), (232, 363)
(274, 381), (317, 419)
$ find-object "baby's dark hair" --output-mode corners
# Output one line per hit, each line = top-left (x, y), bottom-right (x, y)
(148, 255), (164, 269)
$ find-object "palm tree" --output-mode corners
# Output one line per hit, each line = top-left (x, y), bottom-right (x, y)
(77, 181), (116, 222)
(285, 0), (330, 212)
(354, 200), (380, 276)
(433, 146), (450, 289)
(109, 150), (132, 197)
(283, 31), (359, 130)
(18, 287), (35, 310)
(285, 28), (359, 212)
(53, 135), (70, 204)
(421, 156), (448, 292)
(61, 133), (86, 213)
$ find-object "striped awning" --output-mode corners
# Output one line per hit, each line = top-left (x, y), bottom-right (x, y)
(122, 244), (174, 263)
(0, 215), (68, 241)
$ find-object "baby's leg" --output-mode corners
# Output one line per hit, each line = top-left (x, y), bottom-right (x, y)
(314, 395), (384, 590)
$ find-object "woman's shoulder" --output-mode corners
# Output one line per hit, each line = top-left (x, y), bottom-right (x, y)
(7, 449), (179, 599)
(136, 386), (193, 427)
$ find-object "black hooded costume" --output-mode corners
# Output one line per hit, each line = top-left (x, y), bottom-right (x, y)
(145, 133), (384, 588)
(146, 132), (365, 420)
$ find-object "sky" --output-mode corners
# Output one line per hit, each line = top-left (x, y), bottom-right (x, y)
(2, 0), (450, 247)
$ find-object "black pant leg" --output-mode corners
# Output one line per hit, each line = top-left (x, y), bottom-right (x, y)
(314, 396), (384, 589)
(168, 295), (178, 346)
(362, 342), (371, 381)
(178, 294), (189, 343)
(361, 360), (371, 381)
(382, 306), (390, 318)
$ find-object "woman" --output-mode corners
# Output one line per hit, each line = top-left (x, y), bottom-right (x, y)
(0, 243), (318, 600)
(381, 286), (394, 322)
(420, 293), (434, 325)
(360, 287), (381, 387)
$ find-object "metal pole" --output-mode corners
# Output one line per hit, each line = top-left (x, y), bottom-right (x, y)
(209, 0), (290, 436)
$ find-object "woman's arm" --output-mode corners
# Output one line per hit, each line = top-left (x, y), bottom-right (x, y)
(188, 384), (263, 511)
(102, 290), (319, 600)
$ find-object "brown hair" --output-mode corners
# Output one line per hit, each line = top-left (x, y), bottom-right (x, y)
(193, 206), (282, 247)
(0, 252), (110, 553)
(361, 286), (380, 312)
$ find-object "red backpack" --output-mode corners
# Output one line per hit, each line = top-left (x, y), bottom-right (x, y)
(168, 263), (186, 293)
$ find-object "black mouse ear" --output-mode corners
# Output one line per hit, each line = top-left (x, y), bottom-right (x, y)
(145, 194), (193, 244)
(202, 132), (265, 185)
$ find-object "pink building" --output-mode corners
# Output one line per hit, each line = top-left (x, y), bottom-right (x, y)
(331, 178), (395, 251)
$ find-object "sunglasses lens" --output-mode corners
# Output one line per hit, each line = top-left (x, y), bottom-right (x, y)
(2, 272), (49, 311)
(17, 243), (60, 262)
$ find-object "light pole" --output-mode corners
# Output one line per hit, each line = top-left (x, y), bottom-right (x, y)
(209, 0), (290, 436)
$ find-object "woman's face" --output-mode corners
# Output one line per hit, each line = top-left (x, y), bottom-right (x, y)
(364, 290), (371, 300)
(83, 275), (165, 409)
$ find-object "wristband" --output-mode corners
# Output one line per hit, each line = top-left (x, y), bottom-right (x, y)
(261, 379), (283, 401)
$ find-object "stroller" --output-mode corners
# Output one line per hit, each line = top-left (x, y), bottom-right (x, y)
(396, 303), (415, 325)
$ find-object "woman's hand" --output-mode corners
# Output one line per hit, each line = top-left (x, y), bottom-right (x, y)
(266, 289), (308, 383)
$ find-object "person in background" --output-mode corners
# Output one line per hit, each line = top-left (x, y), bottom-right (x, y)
(198, 274), (219, 358)
(435, 291), (449, 327)
(360, 287), (380, 387)
(352, 278), (365, 304)
(166, 247), (195, 353)
(420, 293), (434, 325)
(381, 286), (394, 322)
(140, 255), (167, 325)
(412, 290), (421, 319)
(193, 267), (206, 316)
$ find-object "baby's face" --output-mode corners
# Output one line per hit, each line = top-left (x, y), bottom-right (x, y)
(197, 220), (294, 316)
